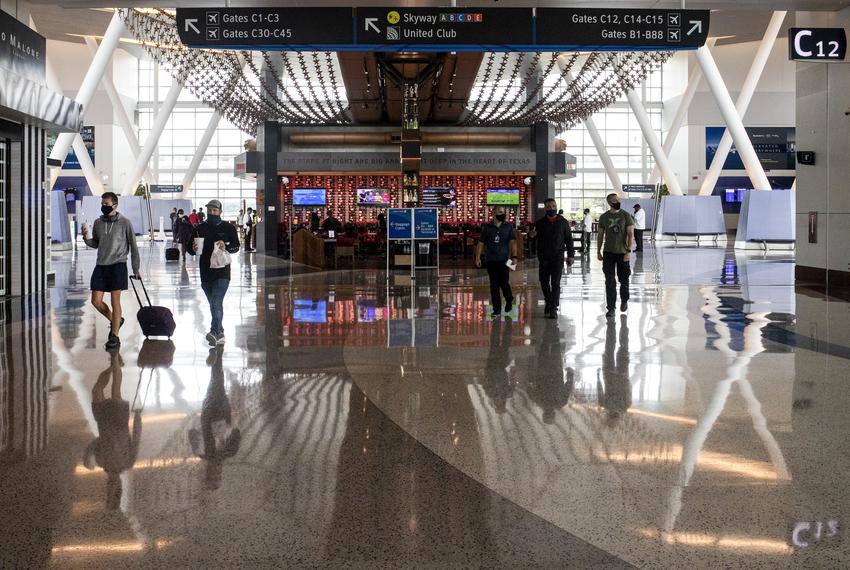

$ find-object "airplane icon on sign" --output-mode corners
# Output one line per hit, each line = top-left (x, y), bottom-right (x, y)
(206, 27), (219, 40)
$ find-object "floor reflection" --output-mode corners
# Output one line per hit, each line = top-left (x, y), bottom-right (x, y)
(2, 245), (850, 567)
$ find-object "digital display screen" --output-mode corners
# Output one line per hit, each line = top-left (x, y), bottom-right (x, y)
(486, 187), (520, 206)
(293, 188), (326, 206)
(293, 299), (327, 323)
(357, 188), (391, 206)
(422, 187), (457, 207)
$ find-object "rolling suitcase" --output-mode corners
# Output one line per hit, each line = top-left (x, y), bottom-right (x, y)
(165, 246), (180, 262)
(130, 276), (176, 339)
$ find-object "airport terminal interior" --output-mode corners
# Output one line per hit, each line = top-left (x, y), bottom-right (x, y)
(3, 1), (850, 568)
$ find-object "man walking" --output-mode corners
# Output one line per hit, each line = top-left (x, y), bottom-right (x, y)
(475, 206), (518, 317)
(632, 203), (646, 252)
(244, 207), (255, 251)
(82, 192), (140, 350)
(197, 207), (206, 224)
(535, 198), (575, 319)
(582, 208), (593, 254)
(597, 193), (634, 318)
(190, 200), (240, 346)
(189, 209), (199, 226)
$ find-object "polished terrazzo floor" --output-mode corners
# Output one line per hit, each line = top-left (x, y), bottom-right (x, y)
(2, 242), (849, 568)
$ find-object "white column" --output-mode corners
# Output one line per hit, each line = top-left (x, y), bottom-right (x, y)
(584, 118), (623, 194)
(71, 135), (105, 195)
(699, 11), (786, 195)
(649, 38), (717, 184)
(48, 11), (125, 188)
(42, 24), (105, 195)
(557, 57), (623, 193)
(181, 111), (221, 197)
(626, 88), (683, 196)
(123, 79), (183, 195)
(84, 36), (155, 184)
(696, 46), (772, 193)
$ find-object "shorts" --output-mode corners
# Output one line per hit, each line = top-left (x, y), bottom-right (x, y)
(91, 262), (129, 292)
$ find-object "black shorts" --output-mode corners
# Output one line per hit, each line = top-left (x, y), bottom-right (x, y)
(91, 263), (129, 292)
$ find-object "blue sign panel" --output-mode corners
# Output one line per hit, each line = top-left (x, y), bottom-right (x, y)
(413, 208), (438, 240)
(388, 208), (413, 240)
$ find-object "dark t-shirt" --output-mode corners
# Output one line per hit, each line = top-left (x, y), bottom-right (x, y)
(192, 221), (241, 282)
(479, 222), (516, 263)
(598, 210), (635, 254)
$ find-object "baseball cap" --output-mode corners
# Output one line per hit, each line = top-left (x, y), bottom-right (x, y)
(205, 199), (222, 210)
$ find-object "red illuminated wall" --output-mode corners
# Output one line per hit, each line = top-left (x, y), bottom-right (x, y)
(280, 174), (529, 225)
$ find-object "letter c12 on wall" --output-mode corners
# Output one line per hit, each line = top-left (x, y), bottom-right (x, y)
(789, 28), (847, 61)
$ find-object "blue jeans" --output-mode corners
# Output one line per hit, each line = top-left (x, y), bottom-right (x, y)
(201, 278), (229, 335)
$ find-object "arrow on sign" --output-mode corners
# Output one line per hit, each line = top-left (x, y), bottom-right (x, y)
(687, 20), (703, 36)
(185, 18), (200, 34)
(365, 17), (380, 33)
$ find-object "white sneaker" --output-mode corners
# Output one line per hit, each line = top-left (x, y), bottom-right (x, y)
(205, 332), (217, 347)
(215, 333), (226, 345)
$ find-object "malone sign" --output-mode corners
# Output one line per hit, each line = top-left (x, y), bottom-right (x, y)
(0, 9), (45, 82)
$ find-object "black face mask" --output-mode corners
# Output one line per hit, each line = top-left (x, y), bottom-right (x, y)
(101, 205), (114, 216)
(207, 214), (221, 225)
(495, 214), (507, 222)
(611, 202), (621, 210)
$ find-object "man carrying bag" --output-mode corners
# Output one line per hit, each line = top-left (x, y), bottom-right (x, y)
(190, 200), (240, 346)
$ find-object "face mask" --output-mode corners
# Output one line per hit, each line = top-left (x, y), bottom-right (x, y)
(611, 202), (621, 210)
(495, 214), (507, 222)
(207, 214), (221, 225)
(545, 209), (557, 218)
(101, 205), (114, 216)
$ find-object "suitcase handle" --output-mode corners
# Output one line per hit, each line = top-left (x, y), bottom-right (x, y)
(130, 275), (152, 307)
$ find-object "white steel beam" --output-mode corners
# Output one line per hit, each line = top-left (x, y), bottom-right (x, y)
(123, 79), (183, 195)
(48, 11), (125, 189)
(557, 56), (623, 193)
(84, 36), (155, 184)
(181, 110), (221, 197)
(71, 134), (105, 195)
(41, 22), (105, 195)
(695, 47), (773, 193)
(626, 88), (683, 196)
(649, 38), (717, 185)
(699, 11), (786, 195)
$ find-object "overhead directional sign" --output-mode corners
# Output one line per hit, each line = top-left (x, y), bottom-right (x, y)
(356, 7), (533, 48)
(788, 28), (847, 61)
(537, 8), (710, 49)
(175, 7), (709, 52)
(175, 7), (352, 47)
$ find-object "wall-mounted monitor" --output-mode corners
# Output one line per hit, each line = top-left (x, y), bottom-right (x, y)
(293, 188), (326, 207)
(486, 187), (520, 206)
(357, 188), (391, 206)
(422, 187), (457, 207)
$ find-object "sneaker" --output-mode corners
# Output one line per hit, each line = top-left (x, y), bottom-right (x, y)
(544, 303), (552, 315)
(605, 309), (615, 319)
(492, 311), (502, 318)
(547, 308), (558, 319)
(105, 334), (120, 350)
(620, 300), (628, 313)
(505, 298), (514, 313)
(206, 332), (217, 347)
(215, 333), (226, 346)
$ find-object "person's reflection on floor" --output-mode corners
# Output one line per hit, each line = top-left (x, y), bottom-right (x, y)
(83, 350), (141, 509)
(598, 314), (631, 427)
(188, 346), (241, 490)
(528, 320), (575, 424)
(482, 318), (514, 413)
